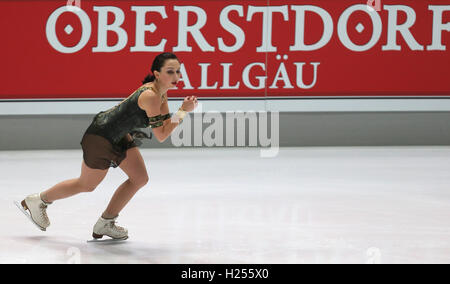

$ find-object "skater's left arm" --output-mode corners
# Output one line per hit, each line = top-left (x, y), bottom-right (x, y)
(158, 95), (197, 142)
(160, 98), (172, 128)
(153, 97), (179, 143)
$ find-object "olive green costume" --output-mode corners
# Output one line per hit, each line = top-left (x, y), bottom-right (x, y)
(80, 86), (171, 169)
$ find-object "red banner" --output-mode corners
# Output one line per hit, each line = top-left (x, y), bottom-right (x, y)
(1, 0), (449, 99)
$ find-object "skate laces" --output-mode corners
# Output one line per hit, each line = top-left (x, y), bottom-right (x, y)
(39, 203), (49, 223)
(108, 220), (125, 233)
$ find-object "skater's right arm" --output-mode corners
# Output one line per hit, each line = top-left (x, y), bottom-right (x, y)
(140, 91), (169, 143)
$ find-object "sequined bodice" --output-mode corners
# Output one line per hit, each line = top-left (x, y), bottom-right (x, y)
(87, 86), (154, 144)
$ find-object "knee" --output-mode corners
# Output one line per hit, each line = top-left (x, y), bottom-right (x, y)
(131, 175), (149, 188)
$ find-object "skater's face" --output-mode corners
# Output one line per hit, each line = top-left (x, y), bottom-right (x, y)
(154, 59), (181, 89)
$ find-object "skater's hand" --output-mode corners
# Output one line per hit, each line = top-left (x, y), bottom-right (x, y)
(181, 96), (198, 112)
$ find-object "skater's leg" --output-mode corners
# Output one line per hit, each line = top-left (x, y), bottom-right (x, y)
(41, 160), (109, 203)
(102, 147), (149, 218)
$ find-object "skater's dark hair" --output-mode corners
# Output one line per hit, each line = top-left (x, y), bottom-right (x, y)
(142, 52), (180, 84)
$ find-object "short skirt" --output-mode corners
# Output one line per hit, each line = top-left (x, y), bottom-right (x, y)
(80, 131), (138, 170)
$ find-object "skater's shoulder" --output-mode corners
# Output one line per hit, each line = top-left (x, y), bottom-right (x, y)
(140, 83), (159, 96)
(138, 86), (163, 111)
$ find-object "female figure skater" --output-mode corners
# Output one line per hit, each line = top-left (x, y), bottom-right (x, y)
(16, 52), (198, 241)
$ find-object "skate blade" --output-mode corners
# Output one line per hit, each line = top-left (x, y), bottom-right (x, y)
(87, 236), (128, 243)
(14, 200), (46, 232)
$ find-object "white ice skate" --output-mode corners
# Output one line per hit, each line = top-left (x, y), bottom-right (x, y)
(87, 216), (128, 243)
(14, 193), (51, 231)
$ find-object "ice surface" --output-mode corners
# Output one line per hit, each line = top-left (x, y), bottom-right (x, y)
(1, 146), (450, 264)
